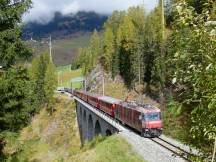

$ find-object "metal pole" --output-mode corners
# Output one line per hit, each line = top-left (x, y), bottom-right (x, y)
(212, 138), (216, 162)
(102, 73), (104, 96)
(84, 78), (87, 92)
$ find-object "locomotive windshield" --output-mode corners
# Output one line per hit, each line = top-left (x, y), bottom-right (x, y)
(143, 112), (161, 121)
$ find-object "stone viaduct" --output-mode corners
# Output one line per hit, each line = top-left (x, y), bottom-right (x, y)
(75, 97), (123, 143)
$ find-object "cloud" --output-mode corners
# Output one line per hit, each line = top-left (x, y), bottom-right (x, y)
(23, 0), (158, 24)
(62, 1), (79, 15)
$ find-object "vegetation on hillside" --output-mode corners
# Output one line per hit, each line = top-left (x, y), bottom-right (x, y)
(3, 94), (145, 162)
(72, 0), (216, 156)
(0, 1), (58, 160)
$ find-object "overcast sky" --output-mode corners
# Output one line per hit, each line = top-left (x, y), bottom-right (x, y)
(23, 0), (158, 24)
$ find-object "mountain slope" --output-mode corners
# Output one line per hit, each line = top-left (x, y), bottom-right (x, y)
(23, 11), (108, 39)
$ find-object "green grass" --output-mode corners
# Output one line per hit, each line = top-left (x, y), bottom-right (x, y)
(74, 135), (145, 162)
(53, 35), (90, 50)
(56, 65), (83, 88)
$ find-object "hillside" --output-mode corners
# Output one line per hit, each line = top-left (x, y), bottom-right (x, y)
(23, 11), (108, 40)
(3, 94), (145, 162)
(27, 34), (91, 66)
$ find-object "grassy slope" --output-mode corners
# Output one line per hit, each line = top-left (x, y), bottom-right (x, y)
(57, 65), (83, 88)
(104, 82), (160, 107)
(74, 136), (144, 162)
(28, 34), (90, 66)
(4, 94), (145, 162)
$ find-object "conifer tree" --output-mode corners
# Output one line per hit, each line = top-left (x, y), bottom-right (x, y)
(30, 53), (50, 110)
(117, 15), (136, 87)
(0, 0), (31, 68)
(89, 30), (101, 68)
(102, 27), (115, 71)
(44, 61), (57, 112)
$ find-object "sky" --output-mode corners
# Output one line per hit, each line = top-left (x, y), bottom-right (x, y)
(23, 0), (158, 24)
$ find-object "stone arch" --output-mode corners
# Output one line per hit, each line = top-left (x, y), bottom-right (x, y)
(82, 110), (87, 139)
(79, 107), (82, 120)
(88, 115), (93, 141)
(105, 129), (112, 136)
(77, 105), (83, 144)
(83, 110), (87, 124)
(95, 120), (102, 136)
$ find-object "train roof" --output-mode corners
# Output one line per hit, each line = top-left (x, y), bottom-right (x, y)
(118, 101), (160, 113)
(88, 92), (101, 98)
(99, 96), (121, 104)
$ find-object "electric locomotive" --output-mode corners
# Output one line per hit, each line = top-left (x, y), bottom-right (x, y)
(115, 101), (162, 137)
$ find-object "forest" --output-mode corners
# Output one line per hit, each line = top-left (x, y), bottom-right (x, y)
(72, 0), (216, 155)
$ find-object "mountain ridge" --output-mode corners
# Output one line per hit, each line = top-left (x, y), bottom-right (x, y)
(22, 11), (108, 40)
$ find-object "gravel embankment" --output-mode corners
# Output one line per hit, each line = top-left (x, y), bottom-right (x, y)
(119, 130), (187, 162)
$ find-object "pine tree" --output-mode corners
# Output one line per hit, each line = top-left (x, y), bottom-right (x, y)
(128, 6), (146, 84)
(0, 0), (32, 156)
(0, 0), (31, 68)
(117, 15), (136, 87)
(0, 66), (34, 132)
(90, 30), (100, 66)
(30, 53), (50, 110)
(44, 61), (57, 113)
(102, 27), (115, 71)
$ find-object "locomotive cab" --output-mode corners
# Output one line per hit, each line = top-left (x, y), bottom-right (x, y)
(140, 111), (163, 137)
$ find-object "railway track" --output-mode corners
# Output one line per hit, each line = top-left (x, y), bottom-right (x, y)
(150, 137), (196, 162)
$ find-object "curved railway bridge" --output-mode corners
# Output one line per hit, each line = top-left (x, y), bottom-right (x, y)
(63, 91), (199, 162)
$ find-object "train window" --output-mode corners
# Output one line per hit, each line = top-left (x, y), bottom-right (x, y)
(116, 107), (119, 115)
(125, 109), (129, 117)
(145, 112), (161, 121)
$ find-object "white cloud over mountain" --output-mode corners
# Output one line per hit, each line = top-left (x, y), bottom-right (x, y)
(23, 0), (158, 24)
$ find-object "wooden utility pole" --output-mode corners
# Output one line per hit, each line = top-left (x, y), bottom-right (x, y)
(49, 35), (53, 62)
(84, 78), (87, 92)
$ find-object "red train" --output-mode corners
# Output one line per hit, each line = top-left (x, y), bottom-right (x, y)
(73, 90), (163, 137)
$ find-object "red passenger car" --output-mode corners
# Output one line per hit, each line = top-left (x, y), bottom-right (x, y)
(115, 102), (162, 137)
(74, 90), (83, 99)
(98, 96), (121, 117)
(87, 93), (100, 108)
